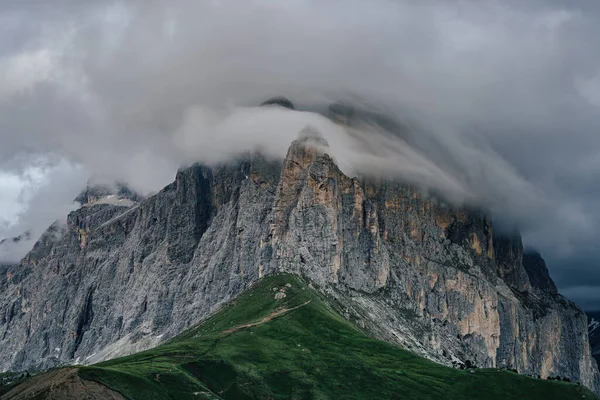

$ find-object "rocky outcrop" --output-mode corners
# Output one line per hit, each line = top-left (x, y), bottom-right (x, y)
(0, 132), (598, 393)
(74, 181), (139, 206)
(523, 251), (558, 293)
(494, 234), (530, 292)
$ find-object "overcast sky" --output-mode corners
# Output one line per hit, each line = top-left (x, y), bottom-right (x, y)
(1, 0), (600, 309)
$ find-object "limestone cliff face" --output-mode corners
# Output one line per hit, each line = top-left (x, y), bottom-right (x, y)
(0, 134), (598, 392)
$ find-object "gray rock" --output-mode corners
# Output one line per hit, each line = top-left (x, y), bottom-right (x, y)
(0, 134), (598, 394)
(74, 181), (139, 206)
(523, 250), (558, 293)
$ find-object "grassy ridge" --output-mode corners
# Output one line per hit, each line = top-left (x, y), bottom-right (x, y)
(78, 275), (598, 399)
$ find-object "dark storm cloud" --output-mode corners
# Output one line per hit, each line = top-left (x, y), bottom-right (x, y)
(0, 0), (599, 308)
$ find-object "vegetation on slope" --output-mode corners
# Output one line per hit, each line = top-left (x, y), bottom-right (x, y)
(71, 274), (599, 400)
(0, 372), (31, 397)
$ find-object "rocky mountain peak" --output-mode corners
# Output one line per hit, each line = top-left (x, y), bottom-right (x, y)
(280, 128), (333, 185)
(74, 180), (139, 207)
(0, 134), (598, 393)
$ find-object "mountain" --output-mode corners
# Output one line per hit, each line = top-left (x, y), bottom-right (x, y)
(0, 131), (598, 394)
(3, 275), (598, 400)
(0, 180), (138, 267)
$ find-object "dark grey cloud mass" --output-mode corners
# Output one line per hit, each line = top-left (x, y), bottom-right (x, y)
(0, 0), (599, 309)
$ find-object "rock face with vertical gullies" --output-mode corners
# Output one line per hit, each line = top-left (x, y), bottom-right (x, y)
(0, 132), (598, 393)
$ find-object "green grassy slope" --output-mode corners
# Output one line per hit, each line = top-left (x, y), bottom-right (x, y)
(78, 275), (598, 400)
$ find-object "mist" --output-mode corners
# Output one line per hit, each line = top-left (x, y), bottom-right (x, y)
(1, 0), (600, 308)
(0, 158), (85, 263)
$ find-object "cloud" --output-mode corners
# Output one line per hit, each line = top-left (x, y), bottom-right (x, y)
(0, 158), (86, 263)
(1, 0), (600, 307)
(0, 172), (28, 227)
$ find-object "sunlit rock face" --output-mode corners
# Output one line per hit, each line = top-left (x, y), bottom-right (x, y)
(0, 129), (598, 393)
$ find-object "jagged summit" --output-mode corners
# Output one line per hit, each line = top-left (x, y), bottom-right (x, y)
(0, 137), (598, 393)
(74, 180), (139, 207)
(523, 250), (558, 293)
